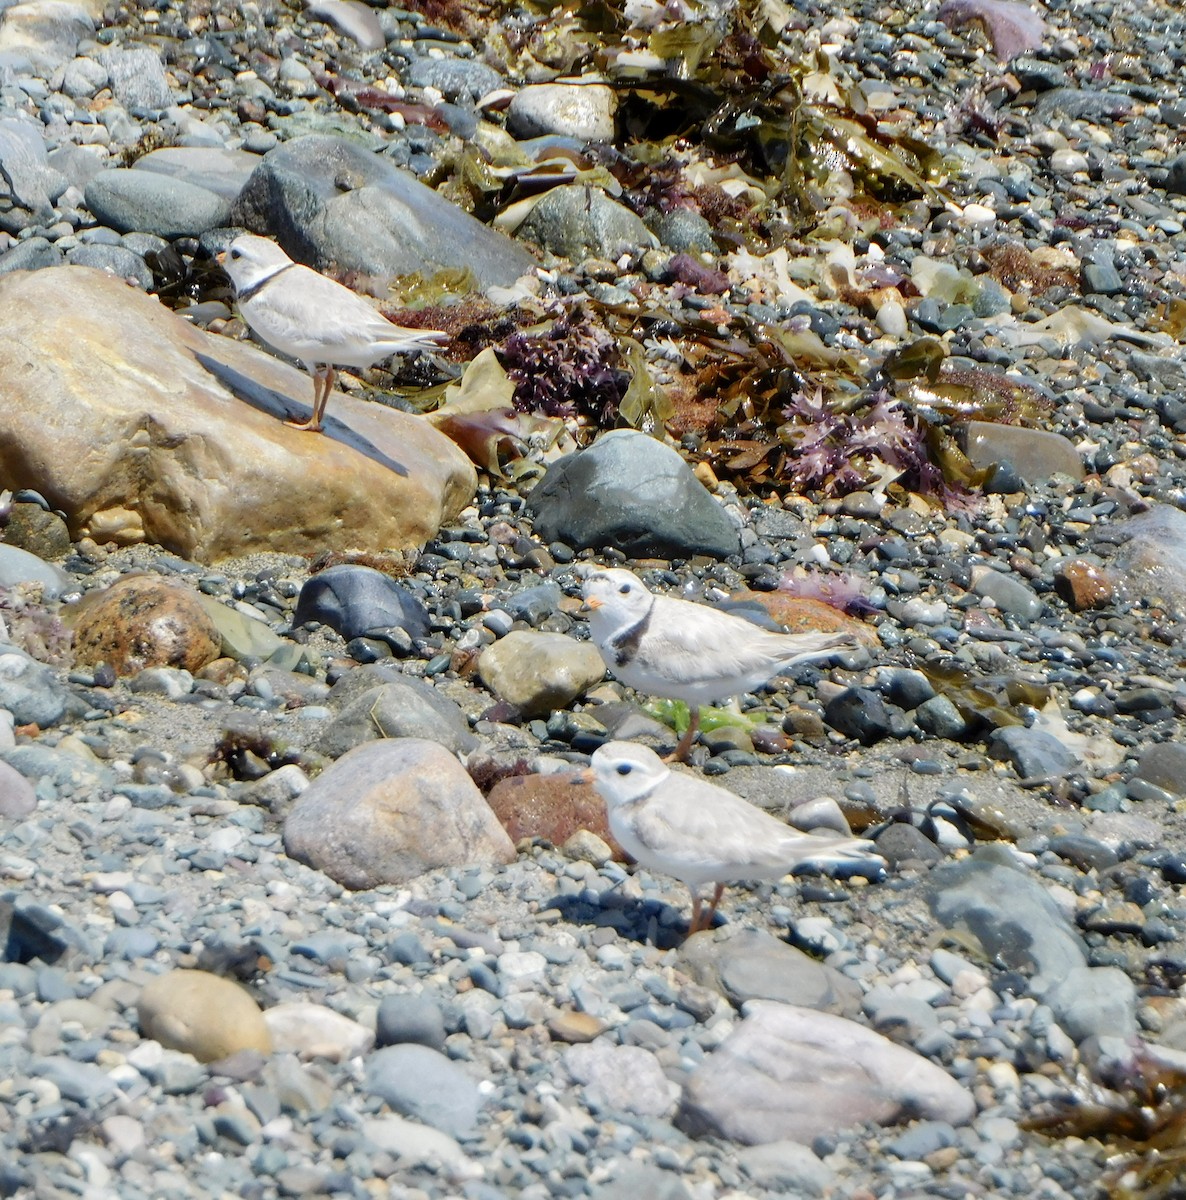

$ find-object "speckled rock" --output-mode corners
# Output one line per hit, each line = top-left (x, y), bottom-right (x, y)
(70, 575), (222, 677)
(486, 771), (622, 855)
(283, 739), (516, 890)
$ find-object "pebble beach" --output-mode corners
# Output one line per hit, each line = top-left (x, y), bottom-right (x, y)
(1, 0), (1186, 1196)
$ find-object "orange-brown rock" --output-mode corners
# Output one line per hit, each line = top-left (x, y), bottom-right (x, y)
(1054, 560), (1116, 611)
(0, 266), (476, 564)
(70, 575), (222, 676)
(730, 591), (877, 645)
(486, 772), (625, 859)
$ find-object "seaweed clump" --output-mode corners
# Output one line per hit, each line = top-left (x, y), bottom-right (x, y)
(498, 310), (631, 423)
(778, 389), (949, 500)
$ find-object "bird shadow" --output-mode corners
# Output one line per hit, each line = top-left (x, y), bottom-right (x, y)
(195, 353), (409, 478)
(545, 890), (699, 949)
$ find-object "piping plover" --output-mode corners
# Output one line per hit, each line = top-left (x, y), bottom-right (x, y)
(582, 567), (858, 760)
(219, 234), (446, 432)
(587, 741), (883, 932)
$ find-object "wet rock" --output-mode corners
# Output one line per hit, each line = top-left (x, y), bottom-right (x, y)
(365, 1044), (484, 1137)
(316, 677), (478, 757)
(928, 849), (1086, 994)
(516, 185), (657, 263)
(563, 1040), (678, 1118)
(677, 928), (862, 1016)
(873, 822), (946, 867)
(283, 739), (515, 890)
(85, 169), (231, 238)
(527, 430), (741, 559)
(137, 969), (272, 1063)
(66, 243), (153, 287)
(961, 422), (1084, 482)
(915, 695), (968, 739)
(194, 594), (287, 662)
(294, 566), (430, 641)
(404, 55), (501, 102)
(1110, 506), (1186, 609)
(987, 726), (1079, 780)
(1133, 743), (1186, 797)
(824, 688), (892, 745)
(506, 83), (616, 141)
(486, 771), (620, 854)
(0, 266), (475, 562)
(71, 575), (222, 677)
(231, 134), (533, 289)
(1055, 559), (1116, 610)
(478, 631), (605, 717)
(970, 567), (1042, 619)
(678, 1001), (974, 1144)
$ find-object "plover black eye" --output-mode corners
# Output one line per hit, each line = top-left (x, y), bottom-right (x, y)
(616, 763), (632, 776)
(619, 584), (631, 594)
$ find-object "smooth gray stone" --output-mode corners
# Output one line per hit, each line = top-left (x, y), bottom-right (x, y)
(84, 169), (231, 238)
(987, 726), (1079, 780)
(0, 235), (63, 274)
(67, 243), (153, 288)
(648, 206), (717, 253)
(0, 543), (70, 597)
(927, 847), (1086, 995)
(230, 134), (534, 289)
(527, 429), (741, 559)
(315, 677), (478, 758)
(0, 1), (94, 74)
(31, 1056), (119, 1104)
(132, 146), (261, 203)
(517, 184), (657, 262)
(0, 114), (69, 230)
(375, 993), (447, 1051)
(365, 1044), (484, 1136)
(1134, 742), (1186, 796)
(1046, 965), (1137, 1043)
(0, 651), (72, 728)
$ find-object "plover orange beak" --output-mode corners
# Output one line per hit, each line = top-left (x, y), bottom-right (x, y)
(571, 767), (594, 784)
(215, 251), (226, 265)
(581, 597), (603, 612)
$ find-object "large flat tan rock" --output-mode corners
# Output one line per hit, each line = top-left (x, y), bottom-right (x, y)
(0, 267), (476, 563)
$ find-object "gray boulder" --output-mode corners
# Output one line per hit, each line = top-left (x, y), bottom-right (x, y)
(527, 429), (741, 559)
(230, 134), (534, 289)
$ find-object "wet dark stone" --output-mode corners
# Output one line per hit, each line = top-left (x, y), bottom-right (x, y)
(294, 566), (431, 641)
(823, 688), (892, 745)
